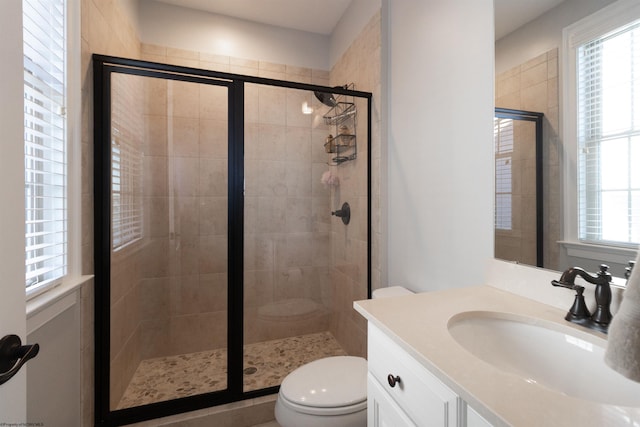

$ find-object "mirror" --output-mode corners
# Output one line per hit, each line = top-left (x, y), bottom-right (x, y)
(494, 108), (543, 267)
(494, 0), (618, 271)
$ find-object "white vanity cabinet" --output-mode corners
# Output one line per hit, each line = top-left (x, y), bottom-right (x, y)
(368, 374), (417, 427)
(367, 323), (492, 427)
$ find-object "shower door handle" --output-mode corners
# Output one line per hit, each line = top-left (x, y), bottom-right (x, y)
(0, 334), (39, 386)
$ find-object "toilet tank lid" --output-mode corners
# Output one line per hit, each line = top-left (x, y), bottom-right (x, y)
(372, 286), (414, 298)
(280, 356), (367, 408)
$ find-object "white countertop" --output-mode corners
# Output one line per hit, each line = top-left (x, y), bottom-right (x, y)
(354, 285), (640, 427)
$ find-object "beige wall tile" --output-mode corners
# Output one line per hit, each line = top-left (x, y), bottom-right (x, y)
(285, 163), (312, 197)
(167, 47), (199, 60)
(231, 57), (259, 68)
(141, 43), (166, 56)
(172, 117), (200, 157)
(139, 278), (170, 321)
(198, 235), (228, 274)
(286, 90), (314, 128)
(143, 155), (169, 196)
(144, 77), (168, 116)
(173, 157), (200, 196)
(170, 80), (200, 118)
(199, 196), (228, 236)
(244, 236), (275, 271)
(199, 84), (228, 120)
(144, 114), (169, 156)
(199, 119), (228, 159)
(256, 196), (287, 232)
(198, 158), (228, 196)
(256, 124), (287, 160)
(200, 52), (229, 65)
(258, 86), (286, 125)
(170, 273), (227, 315)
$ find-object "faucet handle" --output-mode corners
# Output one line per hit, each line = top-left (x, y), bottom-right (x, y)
(625, 261), (636, 280)
(597, 264), (612, 283)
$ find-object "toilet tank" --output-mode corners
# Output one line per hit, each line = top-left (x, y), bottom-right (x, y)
(372, 286), (414, 299)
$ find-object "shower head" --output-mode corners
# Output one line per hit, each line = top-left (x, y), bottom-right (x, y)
(314, 85), (348, 107)
(314, 91), (337, 107)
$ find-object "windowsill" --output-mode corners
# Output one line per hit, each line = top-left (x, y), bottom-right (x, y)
(26, 275), (93, 334)
(559, 240), (638, 265)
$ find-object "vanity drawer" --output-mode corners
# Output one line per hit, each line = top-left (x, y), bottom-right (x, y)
(368, 323), (459, 427)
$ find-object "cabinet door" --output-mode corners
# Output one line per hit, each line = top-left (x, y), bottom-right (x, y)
(467, 404), (493, 427)
(368, 374), (416, 427)
(368, 324), (459, 426)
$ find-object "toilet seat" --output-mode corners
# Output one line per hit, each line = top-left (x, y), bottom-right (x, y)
(278, 356), (367, 416)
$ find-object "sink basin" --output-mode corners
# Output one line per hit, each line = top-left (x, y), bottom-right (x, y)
(448, 311), (640, 406)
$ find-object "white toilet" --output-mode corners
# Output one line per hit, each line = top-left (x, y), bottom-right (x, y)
(275, 286), (414, 427)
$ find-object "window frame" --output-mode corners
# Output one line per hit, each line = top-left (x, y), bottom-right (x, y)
(24, 0), (82, 301)
(562, 0), (640, 255)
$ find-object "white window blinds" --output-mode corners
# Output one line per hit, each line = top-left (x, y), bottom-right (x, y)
(23, 0), (67, 294)
(111, 74), (144, 251)
(577, 20), (640, 246)
(494, 118), (513, 231)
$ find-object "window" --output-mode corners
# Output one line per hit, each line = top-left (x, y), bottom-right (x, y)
(494, 118), (513, 231)
(565, 0), (640, 248)
(111, 74), (144, 251)
(23, 0), (67, 296)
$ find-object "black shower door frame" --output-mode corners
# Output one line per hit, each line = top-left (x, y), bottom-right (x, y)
(93, 54), (372, 426)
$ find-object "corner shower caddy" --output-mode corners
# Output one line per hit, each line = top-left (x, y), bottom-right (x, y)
(323, 84), (357, 165)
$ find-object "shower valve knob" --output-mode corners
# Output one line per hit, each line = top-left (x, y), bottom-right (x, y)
(331, 202), (350, 225)
(387, 374), (401, 388)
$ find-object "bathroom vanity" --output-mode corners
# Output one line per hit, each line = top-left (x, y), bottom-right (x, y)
(355, 285), (640, 427)
(367, 321), (490, 426)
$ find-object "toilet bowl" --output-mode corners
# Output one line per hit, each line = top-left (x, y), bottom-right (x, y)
(275, 285), (414, 427)
(275, 356), (367, 427)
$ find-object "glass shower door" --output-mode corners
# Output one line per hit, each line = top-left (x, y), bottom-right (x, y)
(242, 82), (350, 393)
(95, 55), (372, 425)
(107, 70), (230, 410)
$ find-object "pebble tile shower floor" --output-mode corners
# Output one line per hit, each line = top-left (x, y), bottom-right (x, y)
(117, 331), (347, 409)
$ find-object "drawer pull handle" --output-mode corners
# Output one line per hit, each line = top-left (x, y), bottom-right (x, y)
(387, 374), (401, 388)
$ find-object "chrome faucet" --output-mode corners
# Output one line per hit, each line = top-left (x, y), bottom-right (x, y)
(551, 264), (612, 333)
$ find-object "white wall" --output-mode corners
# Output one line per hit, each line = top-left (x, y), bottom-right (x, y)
(383, 0), (494, 292)
(27, 296), (80, 426)
(495, 0), (616, 74)
(136, 0), (331, 70)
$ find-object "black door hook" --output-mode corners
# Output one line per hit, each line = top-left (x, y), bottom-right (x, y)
(0, 334), (39, 386)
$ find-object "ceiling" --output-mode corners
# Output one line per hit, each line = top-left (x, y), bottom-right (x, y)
(494, 0), (566, 40)
(153, 0), (353, 35)
(152, 0), (566, 39)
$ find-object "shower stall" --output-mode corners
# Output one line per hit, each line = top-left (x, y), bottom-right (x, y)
(93, 55), (372, 425)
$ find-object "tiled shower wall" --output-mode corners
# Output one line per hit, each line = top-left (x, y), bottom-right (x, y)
(137, 44), (336, 353)
(106, 47), (337, 406)
(80, 0), (142, 422)
(495, 48), (561, 270)
(137, 76), (230, 362)
(243, 80), (335, 343)
(328, 10), (382, 358)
